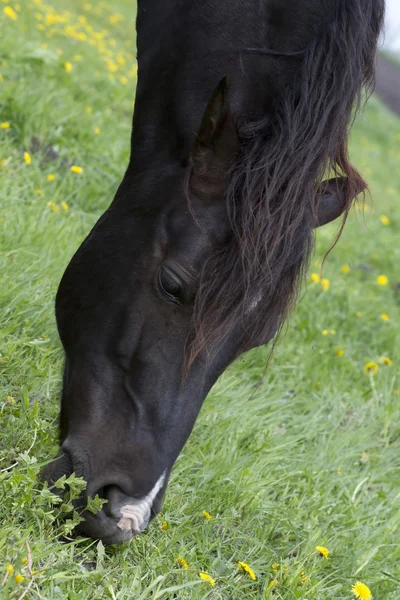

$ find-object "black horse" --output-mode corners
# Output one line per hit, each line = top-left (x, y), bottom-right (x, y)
(43, 0), (385, 543)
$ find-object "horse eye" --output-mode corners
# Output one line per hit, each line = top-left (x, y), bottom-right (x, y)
(158, 266), (182, 305)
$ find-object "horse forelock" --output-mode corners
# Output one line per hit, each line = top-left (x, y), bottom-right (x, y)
(185, 0), (385, 369)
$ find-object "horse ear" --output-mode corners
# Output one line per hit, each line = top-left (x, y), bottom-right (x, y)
(189, 77), (240, 198)
(314, 177), (366, 227)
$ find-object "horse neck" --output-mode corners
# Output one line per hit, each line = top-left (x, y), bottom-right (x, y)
(129, 0), (321, 169)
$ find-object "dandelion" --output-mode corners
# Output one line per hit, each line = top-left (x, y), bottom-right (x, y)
(0, 74), (3, 82)
(322, 329), (329, 336)
(24, 152), (31, 165)
(341, 264), (350, 273)
(199, 572), (215, 587)
(380, 314), (389, 321)
(364, 362), (378, 376)
(94, 127), (101, 135)
(4, 6), (18, 20)
(34, 189), (42, 195)
(379, 356), (392, 366)
(311, 273), (321, 283)
(64, 62), (73, 73)
(176, 556), (188, 569)
(70, 165), (83, 174)
(47, 201), (59, 212)
(272, 563), (280, 572)
(6, 563), (14, 575)
(61, 201), (69, 212)
(376, 275), (388, 286)
(237, 561), (256, 580)
(321, 278), (330, 291)
(0, 122), (10, 129)
(300, 570), (309, 584)
(15, 574), (24, 584)
(47, 173), (55, 182)
(316, 545), (329, 559)
(336, 349), (344, 357)
(161, 521), (168, 531)
(379, 215), (390, 225)
(86, 106), (93, 115)
(269, 579), (278, 589)
(352, 581), (372, 600)
(120, 75), (128, 85)
(356, 311), (362, 317)
(202, 510), (212, 520)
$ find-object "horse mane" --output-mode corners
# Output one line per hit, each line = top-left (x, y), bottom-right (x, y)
(187, 0), (385, 366)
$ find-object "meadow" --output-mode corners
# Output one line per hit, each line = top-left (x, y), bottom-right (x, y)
(0, 1), (399, 598)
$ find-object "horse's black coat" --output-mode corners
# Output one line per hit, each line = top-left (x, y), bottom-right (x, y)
(43, 0), (384, 543)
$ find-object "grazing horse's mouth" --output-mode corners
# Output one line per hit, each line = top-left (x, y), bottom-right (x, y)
(43, 453), (167, 544)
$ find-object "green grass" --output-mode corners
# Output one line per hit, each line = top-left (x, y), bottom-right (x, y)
(1, 1), (399, 599)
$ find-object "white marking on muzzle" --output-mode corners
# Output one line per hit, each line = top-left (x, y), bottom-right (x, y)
(117, 471), (166, 534)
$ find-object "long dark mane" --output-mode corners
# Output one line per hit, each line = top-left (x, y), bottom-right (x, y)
(187, 0), (385, 365)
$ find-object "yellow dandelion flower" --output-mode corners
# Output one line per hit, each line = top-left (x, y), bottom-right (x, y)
(202, 510), (212, 520)
(336, 349), (344, 357)
(0, 74), (3, 82)
(5, 395), (15, 404)
(61, 201), (69, 212)
(322, 329), (329, 335)
(94, 127), (101, 135)
(341, 264), (350, 273)
(86, 106), (93, 115)
(4, 6), (18, 20)
(379, 356), (392, 366)
(379, 215), (390, 226)
(352, 581), (372, 600)
(311, 273), (321, 284)
(364, 362), (378, 376)
(24, 152), (31, 165)
(329, 329), (336, 334)
(199, 572), (215, 587)
(34, 188), (42, 195)
(47, 173), (55, 182)
(337, 467), (342, 475)
(321, 278), (330, 291)
(300, 570), (309, 584)
(47, 201), (59, 212)
(64, 61), (73, 73)
(6, 563), (14, 575)
(376, 275), (388, 286)
(272, 563), (280, 572)
(0, 122), (10, 129)
(22, 557), (28, 565)
(356, 311), (362, 317)
(70, 165), (83, 174)
(237, 561), (256, 580)
(269, 579), (278, 589)
(15, 574), (24, 584)
(161, 521), (168, 531)
(177, 556), (188, 569)
(380, 313), (389, 321)
(316, 545), (329, 559)
(120, 75), (128, 85)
